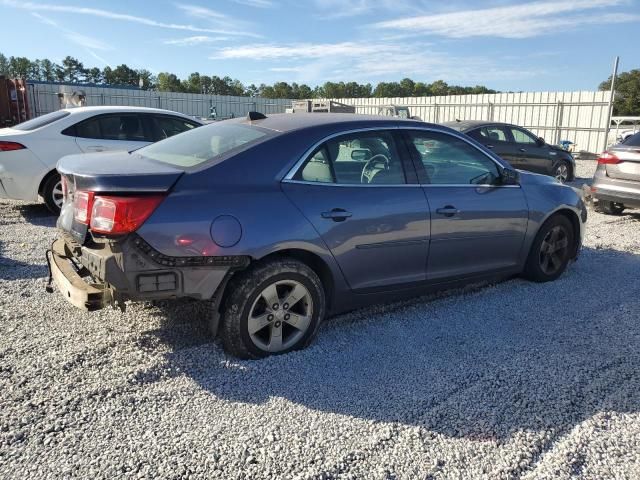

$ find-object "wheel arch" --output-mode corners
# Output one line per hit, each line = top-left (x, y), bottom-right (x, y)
(37, 169), (60, 196)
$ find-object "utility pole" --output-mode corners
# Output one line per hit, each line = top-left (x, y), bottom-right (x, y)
(602, 56), (619, 152)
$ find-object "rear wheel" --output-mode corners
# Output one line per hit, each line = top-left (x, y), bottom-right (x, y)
(42, 173), (63, 214)
(219, 258), (325, 359)
(523, 215), (574, 282)
(595, 200), (625, 215)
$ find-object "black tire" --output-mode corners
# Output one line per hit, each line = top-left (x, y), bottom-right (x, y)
(219, 258), (326, 359)
(595, 200), (625, 215)
(523, 215), (575, 282)
(41, 173), (63, 214)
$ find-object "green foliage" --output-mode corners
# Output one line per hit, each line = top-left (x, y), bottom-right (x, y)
(599, 69), (640, 116)
(0, 51), (499, 99)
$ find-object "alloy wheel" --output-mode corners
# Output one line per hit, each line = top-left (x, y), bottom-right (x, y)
(248, 280), (313, 353)
(52, 180), (64, 209)
(554, 163), (569, 183)
(538, 225), (569, 275)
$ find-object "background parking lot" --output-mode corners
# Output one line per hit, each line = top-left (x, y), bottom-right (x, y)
(1, 160), (639, 479)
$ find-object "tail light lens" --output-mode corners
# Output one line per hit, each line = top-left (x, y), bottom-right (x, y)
(0, 141), (26, 152)
(597, 152), (621, 165)
(73, 191), (94, 224)
(89, 195), (165, 235)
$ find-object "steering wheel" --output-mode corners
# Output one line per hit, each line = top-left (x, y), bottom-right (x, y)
(361, 154), (390, 184)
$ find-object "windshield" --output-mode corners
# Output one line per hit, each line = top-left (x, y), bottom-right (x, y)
(137, 122), (269, 167)
(13, 110), (71, 131)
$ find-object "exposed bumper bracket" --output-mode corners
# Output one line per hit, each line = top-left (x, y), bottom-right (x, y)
(48, 239), (112, 311)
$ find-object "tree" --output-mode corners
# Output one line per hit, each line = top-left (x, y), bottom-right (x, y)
(85, 67), (102, 84)
(599, 69), (640, 116)
(38, 59), (57, 82)
(0, 53), (8, 75)
(8, 56), (32, 78)
(61, 56), (86, 82)
(157, 72), (183, 92)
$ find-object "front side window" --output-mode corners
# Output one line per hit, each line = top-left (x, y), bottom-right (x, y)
(297, 131), (406, 185)
(510, 127), (538, 145)
(137, 122), (268, 167)
(409, 131), (501, 185)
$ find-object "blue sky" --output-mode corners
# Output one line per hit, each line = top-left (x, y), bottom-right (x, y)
(1, 0), (639, 91)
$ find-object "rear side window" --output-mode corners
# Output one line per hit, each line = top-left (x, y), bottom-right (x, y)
(151, 115), (199, 141)
(470, 126), (510, 143)
(296, 131), (407, 185)
(65, 114), (149, 141)
(13, 111), (70, 131)
(137, 122), (268, 167)
(622, 132), (640, 146)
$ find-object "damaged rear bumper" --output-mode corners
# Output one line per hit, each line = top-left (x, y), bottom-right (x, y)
(49, 238), (112, 311)
(47, 234), (250, 312)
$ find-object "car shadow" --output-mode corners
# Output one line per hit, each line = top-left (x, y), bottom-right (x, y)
(140, 246), (640, 442)
(15, 203), (57, 228)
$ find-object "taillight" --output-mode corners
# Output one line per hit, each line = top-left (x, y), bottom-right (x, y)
(0, 141), (26, 152)
(597, 152), (621, 165)
(89, 195), (165, 235)
(73, 191), (94, 224)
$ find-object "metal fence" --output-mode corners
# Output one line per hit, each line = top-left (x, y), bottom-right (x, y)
(26, 81), (292, 120)
(25, 82), (612, 155)
(327, 91), (613, 155)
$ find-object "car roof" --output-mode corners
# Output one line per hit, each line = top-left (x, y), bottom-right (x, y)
(61, 106), (200, 119)
(441, 120), (516, 132)
(228, 113), (428, 134)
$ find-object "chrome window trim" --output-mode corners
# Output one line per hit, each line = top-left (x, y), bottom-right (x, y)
(282, 124), (520, 188)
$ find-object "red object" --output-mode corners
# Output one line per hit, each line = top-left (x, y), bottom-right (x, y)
(597, 152), (621, 165)
(0, 141), (26, 151)
(73, 191), (94, 224)
(89, 195), (165, 235)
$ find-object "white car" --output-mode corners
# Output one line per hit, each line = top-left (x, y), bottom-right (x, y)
(0, 106), (203, 213)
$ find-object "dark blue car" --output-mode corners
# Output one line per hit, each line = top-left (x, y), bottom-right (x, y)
(50, 113), (586, 358)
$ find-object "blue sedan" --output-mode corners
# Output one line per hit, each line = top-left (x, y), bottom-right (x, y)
(50, 113), (587, 358)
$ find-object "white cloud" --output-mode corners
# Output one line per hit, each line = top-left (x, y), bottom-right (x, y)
(1, 0), (261, 38)
(313, 0), (416, 18)
(176, 4), (257, 33)
(164, 35), (229, 46)
(32, 12), (112, 51)
(371, 0), (639, 38)
(211, 42), (397, 59)
(231, 0), (276, 7)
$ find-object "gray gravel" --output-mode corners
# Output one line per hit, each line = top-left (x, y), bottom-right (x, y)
(1, 159), (639, 479)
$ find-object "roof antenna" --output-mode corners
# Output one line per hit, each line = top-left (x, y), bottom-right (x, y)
(247, 111), (267, 121)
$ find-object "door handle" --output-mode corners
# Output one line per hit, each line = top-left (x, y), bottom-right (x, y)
(519, 148), (527, 152)
(436, 206), (460, 217)
(485, 144), (494, 149)
(86, 146), (106, 152)
(321, 208), (352, 222)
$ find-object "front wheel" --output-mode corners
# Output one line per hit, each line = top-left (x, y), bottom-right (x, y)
(219, 258), (325, 359)
(523, 215), (574, 282)
(41, 173), (63, 214)
(553, 161), (571, 183)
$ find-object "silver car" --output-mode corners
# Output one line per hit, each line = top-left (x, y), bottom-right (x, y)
(592, 132), (640, 214)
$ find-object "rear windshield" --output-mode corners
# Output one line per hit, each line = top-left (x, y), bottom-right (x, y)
(137, 122), (268, 167)
(622, 132), (640, 146)
(13, 110), (71, 131)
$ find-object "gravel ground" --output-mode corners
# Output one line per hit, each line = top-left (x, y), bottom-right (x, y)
(1, 159), (639, 479)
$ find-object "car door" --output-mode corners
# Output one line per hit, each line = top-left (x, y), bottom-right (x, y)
(467, 125), (522, 169)
(405, 129), (528, 281)
(65, 113), (153, 153)
(508, 126), (550, 174)
(281, 129), (430, 292)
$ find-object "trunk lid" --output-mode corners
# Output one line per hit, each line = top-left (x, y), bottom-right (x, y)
(606, 145), (640, 182)
(57, 151), (184, 243)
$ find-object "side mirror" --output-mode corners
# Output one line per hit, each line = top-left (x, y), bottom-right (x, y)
(536, 136), (545, 146)
(501, 167), (520, 185)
